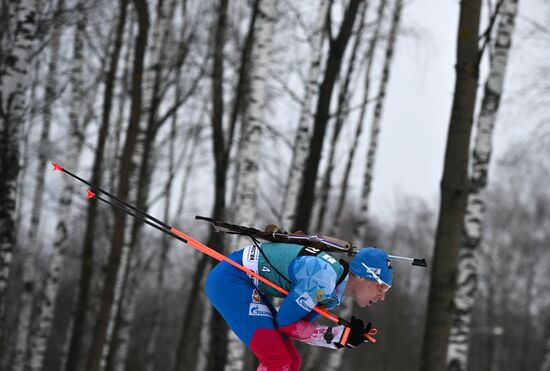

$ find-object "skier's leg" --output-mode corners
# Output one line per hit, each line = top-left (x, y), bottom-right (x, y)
(206, 251), (296, 370)
(282, 336), (302, 371)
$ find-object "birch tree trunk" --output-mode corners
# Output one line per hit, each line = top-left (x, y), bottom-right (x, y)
(172, 27), (230, 371)
(293, 0), (364, 233)
(174, 124), (203, 219)
(227, 0), (260, 214)
(353, 0), (402, 242)
(330, 0), (387, 236)
(201, 1), (231, 370)
(232, 0), (276, 246)
(170, 125), (205, 371)
(106, 2), (177, 369)
(15, 57), (40, 232)
(12, 1), (63, 370)
(325, 2), (402, 370)
(446, 2), (518, 369)
(26, 3), (87, 370)
(172, 115), (226, 371)
(25, 0), (63, 252)
(85, 1), (149, 370)
(419, 0), (483, 369)
(144, 105), (178, 371)
(64, 1), (129, 370)
(315, 0), (368, 232)
(225, 0), (260, 179)
(108, 14), (135, 193)
(0, 0), (37, 362)
(105, 200), (150, 371)
(224, 1), (276, 369)
(143, 3), (193, 368)
(99, 216), (135, 371)
(280, 0), (328, 229)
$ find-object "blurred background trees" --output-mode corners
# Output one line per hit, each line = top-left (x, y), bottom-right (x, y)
(1, 0), (549, 370)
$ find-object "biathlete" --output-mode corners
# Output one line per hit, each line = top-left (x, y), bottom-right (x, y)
(205, 243), (393, 370)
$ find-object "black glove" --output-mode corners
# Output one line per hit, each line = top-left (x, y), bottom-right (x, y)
(335, 316), (372, 349)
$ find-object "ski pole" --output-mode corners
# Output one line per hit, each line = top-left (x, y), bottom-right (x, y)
(52, 163), (377, 344)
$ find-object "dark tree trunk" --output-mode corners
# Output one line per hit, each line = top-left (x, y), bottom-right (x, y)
(225, 0), (260, 161)
(106, 1), (177, 362)
(173, 0), (230, 370)
(205, 0), (229, 368)
(292, 0), (364, 232)
(172, 254), (209, 371)
(64, 2), (129, 370)
(85, 1), (149, 370)
(419, 0), (482, 370)
(315, 0), (367, 232)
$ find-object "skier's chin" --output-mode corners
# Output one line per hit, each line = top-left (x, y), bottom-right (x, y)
(360, 300), (372, 308)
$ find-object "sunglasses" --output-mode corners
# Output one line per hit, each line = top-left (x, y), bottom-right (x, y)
(361, 263), (391, 291)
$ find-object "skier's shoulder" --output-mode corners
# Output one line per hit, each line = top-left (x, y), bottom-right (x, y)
(289, 254), (340, 286)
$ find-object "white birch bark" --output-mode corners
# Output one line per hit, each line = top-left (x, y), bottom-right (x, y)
(15, 58), (40, 231)
(232, 0), (276, 234)
(26, 3), (86, 370)
(234, 0), (276, 207)
(99, 218), (133, 371)
(109, 234), (139, 371)
(280, 0), (329, 229)
(325, 3), (402, 369)
(329, 0), (386, 236)
(228, 0), (276, 369)
(353, 0), (402, 241)
(0, 1), (35, 342)
(12, 1), (62, 370)
(446, 1), (518, 369)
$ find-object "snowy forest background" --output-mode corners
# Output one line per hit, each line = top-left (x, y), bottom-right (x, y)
(1, 0), (550, 371)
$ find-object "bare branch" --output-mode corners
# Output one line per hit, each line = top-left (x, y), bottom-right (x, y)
(477, 0), (504, 64)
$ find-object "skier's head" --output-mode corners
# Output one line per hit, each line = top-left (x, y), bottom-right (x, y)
(350, 247), (393, 286)
(346, 247), (392, 307)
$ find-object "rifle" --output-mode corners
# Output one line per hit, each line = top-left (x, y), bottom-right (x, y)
(195, 216), (427, 267)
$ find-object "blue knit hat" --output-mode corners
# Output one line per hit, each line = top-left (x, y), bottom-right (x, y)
(350, 247), (393, 287)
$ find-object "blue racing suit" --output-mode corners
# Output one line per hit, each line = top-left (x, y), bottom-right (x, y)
(205, 243), (350, 370)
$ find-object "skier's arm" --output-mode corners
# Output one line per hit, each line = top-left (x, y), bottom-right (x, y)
(279, 319), (345, 349)
(275, 256), (343, 348)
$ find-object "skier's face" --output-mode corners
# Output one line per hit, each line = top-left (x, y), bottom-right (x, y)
(353, 278), (389, 307)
